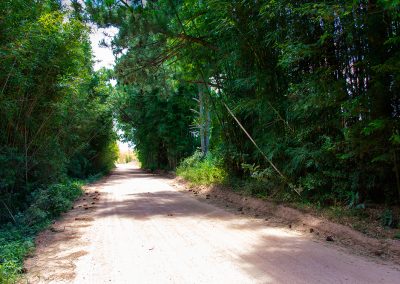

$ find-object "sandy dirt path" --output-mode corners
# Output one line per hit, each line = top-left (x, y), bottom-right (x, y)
(24, 163), (400, 283)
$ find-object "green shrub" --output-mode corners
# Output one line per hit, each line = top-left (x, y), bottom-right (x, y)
(0, 237), (34, 284)
(0, 180), (82, 283)
(20, 181), (82, 228)
(176, 151), (227, 185)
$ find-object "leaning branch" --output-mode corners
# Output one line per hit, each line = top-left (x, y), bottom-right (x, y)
(175, 34), (218, 51)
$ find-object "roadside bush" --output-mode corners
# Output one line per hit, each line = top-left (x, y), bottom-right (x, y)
(230, 178), (270, 199)
(177, 152), (227, 185)
(21, 181), (82, 228)
(0, 181), (82, 283)
(0, 232), (34, 284)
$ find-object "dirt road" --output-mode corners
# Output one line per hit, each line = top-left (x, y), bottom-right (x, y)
(25, 163), (400, 283)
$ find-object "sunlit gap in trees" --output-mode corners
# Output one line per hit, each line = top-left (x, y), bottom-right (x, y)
(89, 23), (128, 152)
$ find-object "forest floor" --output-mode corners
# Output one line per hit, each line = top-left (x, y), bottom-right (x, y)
(23, 163), (400, 283)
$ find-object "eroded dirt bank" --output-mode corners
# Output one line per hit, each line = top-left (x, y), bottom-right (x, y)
(24, 163), (400, 283)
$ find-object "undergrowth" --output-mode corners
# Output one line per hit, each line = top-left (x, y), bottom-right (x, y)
(176, 151), (227, 185)
(229, 177), (271, 199)
(176, 151), (400, 240)
(0, 180), (82, 283)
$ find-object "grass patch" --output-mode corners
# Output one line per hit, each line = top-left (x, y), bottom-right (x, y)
(0, 180), (83, 283)
(0, 226), (35, 283)
(176, 152), (227, 186)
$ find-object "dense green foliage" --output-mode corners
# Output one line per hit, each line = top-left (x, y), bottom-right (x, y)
(0, 1), (117, 281)
(83, 0), (400, 206)
(0, 0), (117, 222)
(2, 2), (398, 279)
(113, 84), (197, 169)
(0, 181), (82, 283)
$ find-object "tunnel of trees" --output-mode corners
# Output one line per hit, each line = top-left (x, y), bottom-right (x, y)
(0, 0), (399, 280)
(81, 0), (400, 206)
(1, 0), (400, 253)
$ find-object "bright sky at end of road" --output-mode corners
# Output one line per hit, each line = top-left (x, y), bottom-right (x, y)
(89, 25), (132, 152)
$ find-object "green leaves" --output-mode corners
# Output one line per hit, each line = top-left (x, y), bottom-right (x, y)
(390, 132), (400, 145)
(85, 0), (400, 205)
(177, 151), (227, 185)
(361, 119), (386, 136)
(378, 0), (400, 9)
(0, 0), (117, 222)
(114, 83), (197, 170)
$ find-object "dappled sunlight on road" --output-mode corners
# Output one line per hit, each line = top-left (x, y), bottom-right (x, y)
(25, 163), (400, 284)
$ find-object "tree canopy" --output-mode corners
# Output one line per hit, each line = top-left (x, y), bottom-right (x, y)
(79, 0), (400, 205)
(0, 0), (117, 223)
